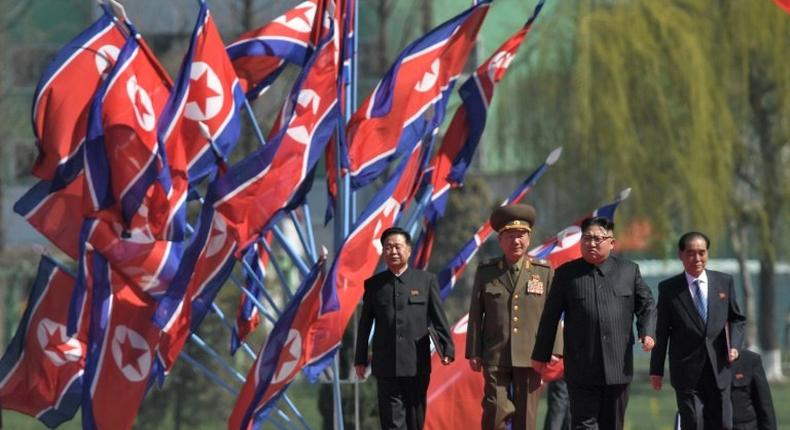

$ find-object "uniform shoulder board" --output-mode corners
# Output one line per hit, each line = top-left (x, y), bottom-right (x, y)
(530, 258), (551, 268)
(478, 257), (500, 267)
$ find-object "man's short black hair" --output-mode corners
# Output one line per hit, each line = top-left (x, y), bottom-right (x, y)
(580, 216), (615, 234)
(678, 231), (710, 251)
(380, 227), (412, 247)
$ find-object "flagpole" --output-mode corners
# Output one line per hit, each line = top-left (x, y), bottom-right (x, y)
(289, 211), (318, 263)
(272, 224), (312, 276)
(258, 238), (295, 300)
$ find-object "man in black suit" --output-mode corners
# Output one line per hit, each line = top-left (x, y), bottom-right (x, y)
(531, 216), (656, 430)
(354, 227), (455, 430)
(649, 231), (746, 429)
(731, 349), (776, 430)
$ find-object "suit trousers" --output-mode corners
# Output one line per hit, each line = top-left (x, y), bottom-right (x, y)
(567, 383), (630, 430)
(675, 360), (733, 430)
(376, 375), (429, 430)
(482, 366), (542, 430)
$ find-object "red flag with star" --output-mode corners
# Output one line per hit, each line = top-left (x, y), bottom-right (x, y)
(81, 250), (162, 430)
(343, 1), (490, 190)
(208, 6), (340, 253)
(226, 0), (318, 98)
(30, 6), (126, 185)
(159, 2), (245, 189)
(229, 255), (327, 429)
(83, 31), (172, 236)
(0, 256), (88, 428)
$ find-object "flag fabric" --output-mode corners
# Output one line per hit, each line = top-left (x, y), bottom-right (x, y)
(80, 251), (162, 430)
(0, 256), (86, 428)
(30, 6), (126, 186)
(773, 0), (790, 14)
(14, 176), (86, 260)
(83, 30), (172, 235)
(343, 0), (490, 190)
(154, 203), (238, 373)
(424, 189), (632, 430)
(422, 4), (542, 225)
(528, 189), (632, 267)
(303, 140), (426, 379)
(226, 0), (318, 99)
(228, 255), (327, 429)
(231, 237), (270, 355)
(159, 1), (246, 190)
(209, 11), (340, 253)
(13, 177), (184, 302)
(436, 148), (561, 299)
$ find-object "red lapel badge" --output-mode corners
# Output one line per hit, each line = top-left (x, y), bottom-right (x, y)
(719, 292), (726, 300)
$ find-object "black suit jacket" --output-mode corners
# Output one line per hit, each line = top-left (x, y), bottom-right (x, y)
(532, 256), (656, 386)
(354, 268), (454, 377)
(649, 270), (746, 390)
(731, 350), (776, 430)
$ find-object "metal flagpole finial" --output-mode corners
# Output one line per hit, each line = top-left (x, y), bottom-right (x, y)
(618, 187), (632, 201)
(319, 246), (329, 261)
(100, 0), (129, 23)
(545, 147), (562, 166)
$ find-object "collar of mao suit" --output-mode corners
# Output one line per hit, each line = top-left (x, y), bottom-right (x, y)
(590, 254), (616, 277)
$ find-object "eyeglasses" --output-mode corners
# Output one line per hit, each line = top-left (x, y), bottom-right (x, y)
(581, 234), (613, 244)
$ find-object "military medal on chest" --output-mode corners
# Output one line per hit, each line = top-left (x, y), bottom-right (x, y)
(526, 273), (544, 294)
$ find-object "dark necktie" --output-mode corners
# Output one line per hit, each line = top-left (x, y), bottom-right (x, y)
(692, 279), (707, 322)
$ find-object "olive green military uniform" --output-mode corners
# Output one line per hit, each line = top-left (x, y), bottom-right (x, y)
(466, 255), (563, 430)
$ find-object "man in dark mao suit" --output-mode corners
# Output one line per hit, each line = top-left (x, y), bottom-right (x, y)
(531, 216), (656, 430)
(730, 350), (776, 430)
(466, 204), (563, 430)
(650, 231), (746, 430)
(354, 227), (455, 430)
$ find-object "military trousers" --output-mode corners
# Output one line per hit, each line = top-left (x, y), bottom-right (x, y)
(482, 366), (542, 430)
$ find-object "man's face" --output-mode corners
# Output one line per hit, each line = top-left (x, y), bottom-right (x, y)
(383, 233), (411, 272)
(580, 225), (615, 265)
(497, 228), (531, 264)
(679, 237), (708, 277)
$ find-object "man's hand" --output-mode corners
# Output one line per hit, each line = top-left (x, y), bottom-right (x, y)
(468, 357), (482, 372)
(441, 356), (454, 365)
(649, 375), (662, 391)
(729, 348), (739, 363)
(640, 335), (655, 352)
(531, 359), (547, 375)
(354, 364), (367, 380)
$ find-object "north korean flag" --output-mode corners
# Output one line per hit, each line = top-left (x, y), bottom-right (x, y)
(81, 251), (162, 430)
(154, 203), (238, 374)
(83, 30), (171, 236)
(423, 5), (542, 224)
(159, 1), (246, 189)
(30, 5), (126, 185)
(209, 13), (340, 253)
(229, 255), (327, 429)
(226, 0), (317, 99)
(14, 176), (183, 307)
(344, 0), (490, 190)
(436, 148), (561, 299)
(0, 256), (87, 428)
(303, 140), (426, 380)
(425, 188), (632, 430)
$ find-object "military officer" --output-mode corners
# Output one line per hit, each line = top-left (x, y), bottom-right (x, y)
(466, 204), (563, 430)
